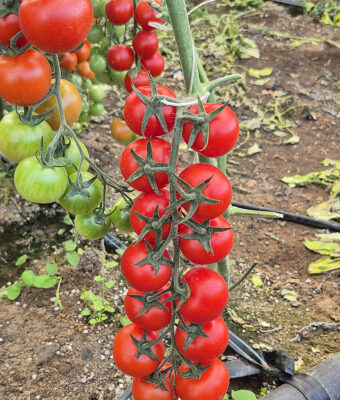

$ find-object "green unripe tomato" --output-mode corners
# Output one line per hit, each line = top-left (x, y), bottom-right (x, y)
(98, 0), (108, 17)
(75, 209), (111, 240)
(89, 103), (105, 116)
(65, 138), (90, 176)
(96, 70), (111, 84)
(59, 171), (103, 215)
(91, 0), (105, 18)
(110, 196), (134, 233)
(109, 68), (127, 87)
(0, 111), (53, 163)
(79, 111), (91, 123)
(89, 86), (105, 103)
(114, 25), (126, 42)
(89, 54), (107, 74)
(87, 24), (104, 44)
(101, 37), (110, 49)
(82, 78), (93, 90)
(89, 45), (101, 57)
(70, 74), (83, 88)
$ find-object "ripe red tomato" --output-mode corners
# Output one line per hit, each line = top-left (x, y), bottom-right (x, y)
(113, 324), (164, 377)
(135, 0), (162, 30)
(125, 284), (171, 330)
(124, 70), (150, 93)
(133, 30), (158, 58)
(0, 14), (28, 47)
(75, 40), (91, 62)
(130, 188), (171, 244)
(178, 267), (229, 324)
(0, 49), (51, 106)
(178, 216), (234, 265)
(105, 0), (134, 25)
(182, 103), (239, 157)
(178, 163), (232, 220)
(107, 44), (134, 71)
(120, 137), (172, 192)
(120, 241), (172, 292)
(175, 316), (229, 362)
(175, 359), (230, 400)
(77, 61), (95, 80)
(141, 51), (164, 77)
(124, 86), (176, 137)
(60, 52), (78, 73)
(18, 0), (93, 54)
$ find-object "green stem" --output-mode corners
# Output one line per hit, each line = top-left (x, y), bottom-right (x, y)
(229, 263), (257, 292)
(218, 257), (230, 285)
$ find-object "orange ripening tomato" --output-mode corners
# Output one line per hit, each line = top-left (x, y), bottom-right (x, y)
(60, 53), (78, 73)
(77, 61), (95, 80)
(36, 79), (81, 130)
(110, 118), (135, 144)
(75, 40), (91, 62)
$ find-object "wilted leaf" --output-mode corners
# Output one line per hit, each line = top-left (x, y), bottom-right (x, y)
(308, 257), (340, 274)
(227, 308), (247, 325)
(247, 143), (262, 156)
(252, 275), (263, 288)
(281, 289), (297, 302)
(304, 239), (340, 257)
(295, 358), (304, 372)
(241, 117), (262, 130)
(273, 130), (286, 137)
(315, 233), (340, 242)
(283, 135), (300, 145)
(248, 67), (273, 78)
(252, 77), (271, 85)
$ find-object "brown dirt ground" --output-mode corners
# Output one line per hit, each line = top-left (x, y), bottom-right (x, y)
(0, 2), (339, 399)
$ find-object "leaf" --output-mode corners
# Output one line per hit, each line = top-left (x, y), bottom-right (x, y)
(7, 282), (21, 300)
(63, 214), (73, 226)
(80, 308), (91, 316)
(104, 305), (115, 313)
(248, 67), (273, 78)
(232, 390), (257, 400)
(66, 251), (80, 266)
(21, 270), (35, 287)
(252, 77), (271, 86)
(308, 257), (340, 274)
(33, 275), (57, 289)
(252, 275), (263, 288)
(304, 239), (340, 257)
(105, 261), (118, 269)
(46, 262), (58, 276)
(64, 240), (77, 252)
(247, 143), (261, 156)
(307, 198), (340, 221)
(105, 280), (115, 289)
(283, 135), (300, 145)
(120, 315), (132, 327)
(315, 233), (340, 242)
(93, 275), (104, 282)
(15, 254), (28, 266)
(77, 248), (84, 255)
(241, 117), (262, 131)
(273, 130), (286, 137)
(281, 289), (297, 302)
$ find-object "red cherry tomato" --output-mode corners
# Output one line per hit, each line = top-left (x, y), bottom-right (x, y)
(125, 284), (172, 330)
(178, 163), (232, 220)
(141, 51), (164, 77)
(178, 216), (234, 265)
(135, 0), (162, 30)
(107, 44), (134, 71)
(133, 30), (158, 58)
(124, 85), (176, 137)
(0, 49), (51, 106)
(121, 240), (172, 292)
(182, 103), (239, 157)
(175, 359), (230, 400)
(120, 137), (172, 192)
(75, 40), (91, 62)
(18, 0), (93, 54)
(175, 316), (229, 362)
(130, 188), (171, 244)
(60, 52), (78, 73)
(178, 267), (229, 324)
(0, 14), (28, 47)
(125, 70), (150, 93)
(113, 324), (164, 377)
(105, 0), (134, 25)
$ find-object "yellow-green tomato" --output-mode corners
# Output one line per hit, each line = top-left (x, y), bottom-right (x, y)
(14, 156), (68, 204)
(59, 172), (103, 215)
(0, 111), (53, 163)
(110, 196), (134, 233)
(75, 209), (111, 240)
(65, 138), (89, 175)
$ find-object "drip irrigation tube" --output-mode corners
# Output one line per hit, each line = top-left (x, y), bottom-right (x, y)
(269, 0), (303, 7)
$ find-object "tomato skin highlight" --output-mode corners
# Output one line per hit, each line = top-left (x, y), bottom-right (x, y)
(178, 216), (234, 265)
(178, 267), (229, 324)
(175, 316), (229, 363)
(175, 359), (230, 400)
(133, 30), (158, 58)
(14, 156), (68, 204)
(113, 324), (164, 377)
(182, 103), (239, 157)
(141, 51), (164, 77)
(107, 44), (134, 71)
(124, 70), (150, 93)
(120, 241), (172, 292)
(0, 49), (51, 107)
(19, 0), (94, 54)
(105, 0), (134, 25)
(0, 111), (53, 164)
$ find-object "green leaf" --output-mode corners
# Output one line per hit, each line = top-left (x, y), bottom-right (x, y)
(232, 390), (257, 400)
(80, 309), (91, 316)
(21, 270), (35, 287)
(64, 240), (77, 252)
(46, 262), (58, 276)
(33, 275), (58, 289)
(105, 280), (115, 289)
(105, 261), (118, 269)
(281, 289), (297, 302)
(120, 315), (132, 327)
(63, 214), (73, 226)
(93, 275), (104, 282)
(252, 275), (263, 288)
(248, 67), (273, 78)
(77, 248), (84, 255)
(308, 257), (340, 274)
(15, 254), (28, 266)
(304, 239), (340, 257)
(66, 251), (80, 266)
(104, 305), (115, 313)
(7, 282), (21, 300)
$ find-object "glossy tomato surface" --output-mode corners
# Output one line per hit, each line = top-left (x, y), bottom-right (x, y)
(135, 0), (162, 30)
(110, 118), (135, 144)
(141, 51), (164, 77)
(0, 14), (28, 46)
(74, 210), (111, 240)
(107, 44), (134, 71)
(133, 30), (158, 58)
(124, 70), (150, 93)
(105, 0), (134, 25)
(110, 196), (134, 233)
(60, 52), (78, 73)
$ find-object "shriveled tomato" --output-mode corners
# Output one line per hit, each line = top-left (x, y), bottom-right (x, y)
(0, 111), (53, 164)
(178, 216), (234, 265)
(111, 118), (135, 144)
(135, 0), (162, 30)
(113, 324), (164, 377)
(124, 86), (176, 137)
(18, 0), (93, 54)
(124, 70), (150, 93)
(0, 14), (28, 47)
(175, 316), (229, 362)
(14, 156), (68, 204)
(130, 188), (171, 244)
(77, 61), (95, 80)
(60, 52), (78, 73)
(107, 44), (134, 71)
(133, 30), (158, 58)
(75, 40), (91, 62)
(74, 210), (111, 240)
(120, 241), (172, 292)
(36, 79), (82, 130)
(175, 359), (230, 400)
(105, 0), (134, 25)
(182, 103), (239, 157)
(178, 267), (229, 324)
(178, 163), (232, 220)
(110, 196), (134, 233)
(0, 49), (51, 106)
(141, 51), (164, 77)
(125, 284), (171, 330)
(120, 137), (172, 192)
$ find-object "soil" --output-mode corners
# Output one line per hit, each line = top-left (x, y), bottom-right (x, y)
(0, 2), (339, 399)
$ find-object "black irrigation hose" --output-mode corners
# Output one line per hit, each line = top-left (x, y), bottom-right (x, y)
(268, 0), (303, 7)
(232, 202), (340, 232)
